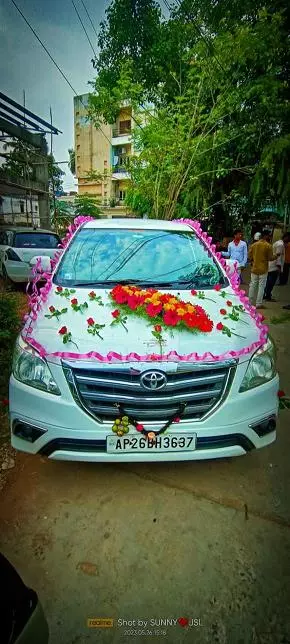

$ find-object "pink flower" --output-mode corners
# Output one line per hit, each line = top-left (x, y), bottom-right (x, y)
(146, 302), (163, 317)
(136, 423), (144, 432)
(163, 310), (179, 326)
(216, 322), (224, 331)
(112, 309), (120, 319)
(173, 417), (180, 423)
(87, 317), (94, 326)
(191, 290), (197, 296)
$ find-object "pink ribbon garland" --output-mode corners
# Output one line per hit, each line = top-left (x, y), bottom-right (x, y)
(22, 216), (269, 363)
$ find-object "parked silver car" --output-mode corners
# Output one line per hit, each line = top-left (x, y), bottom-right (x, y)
(0, 227), (60, 284)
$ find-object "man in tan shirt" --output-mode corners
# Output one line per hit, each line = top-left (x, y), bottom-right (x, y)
(248, 230), (277, 308)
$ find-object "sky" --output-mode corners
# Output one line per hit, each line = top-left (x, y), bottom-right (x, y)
(0, 0), (169, 192)
(0, 0), (112, 191)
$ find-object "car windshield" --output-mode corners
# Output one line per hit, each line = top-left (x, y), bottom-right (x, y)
(54, 228), (227, 289)
(14, 233), (60, 249)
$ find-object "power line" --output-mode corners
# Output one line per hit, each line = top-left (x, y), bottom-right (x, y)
(80, 0), (98, 38)
(71, 0), (97, 58)
(10, 0), (111, 145)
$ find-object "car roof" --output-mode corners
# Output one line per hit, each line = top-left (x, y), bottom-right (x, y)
(82, 218), (192, 232)
(0, 227), (59, 234)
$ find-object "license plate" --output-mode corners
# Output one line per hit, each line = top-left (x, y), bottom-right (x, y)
(106, 433), (196, 453)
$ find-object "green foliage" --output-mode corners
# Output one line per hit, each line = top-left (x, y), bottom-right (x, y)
(74, 194), (101, 218)
(68, 148), (75, 175)
(51, 200), (74, 236)
(89, 0), (290, 223)
(1, 140), (64, 194)
(0, 293), (19, 346)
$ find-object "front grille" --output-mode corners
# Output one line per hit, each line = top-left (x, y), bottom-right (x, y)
(63, 361), (235, 423)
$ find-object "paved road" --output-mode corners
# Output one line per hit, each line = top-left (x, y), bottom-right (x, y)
(1, 288), (290, 644)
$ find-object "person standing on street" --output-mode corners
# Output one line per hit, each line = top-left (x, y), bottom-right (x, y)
(279, 233), (290, 285)
(248, 230), (277, 308)
(223, 229), (247, 282)
(225, 229), (248, 267)
(264, 234), (285, 302)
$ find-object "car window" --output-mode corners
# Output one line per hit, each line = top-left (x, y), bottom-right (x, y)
(55, 228), (226, 289)
(13, 233), (60, 249)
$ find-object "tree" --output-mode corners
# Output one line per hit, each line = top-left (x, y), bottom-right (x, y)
(68, 148), (75, 175)
(74, 194), (101, 218)
(89, 0), (290, 227)
(1, 139), (64, 195)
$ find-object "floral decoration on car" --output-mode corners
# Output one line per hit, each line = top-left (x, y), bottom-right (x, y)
(70, 298), (89, 314)
(45, 306), (68, 321)
(109, 284), (214, 334)
(55, 287), (76, 299)
(58, 326), (78, 348)
(87, 317), (106, 339)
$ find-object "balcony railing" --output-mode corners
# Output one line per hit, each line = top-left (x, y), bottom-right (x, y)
(112, 126), (132, 137)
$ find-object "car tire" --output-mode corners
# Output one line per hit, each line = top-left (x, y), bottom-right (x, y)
(2, 264), (14, 290)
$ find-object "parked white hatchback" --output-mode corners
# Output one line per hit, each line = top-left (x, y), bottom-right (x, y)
(10, 218), (279, 462)
(0, 227), (60, 284)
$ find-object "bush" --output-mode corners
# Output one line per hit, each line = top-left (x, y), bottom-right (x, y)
(0, 293), (20, 400)
(0, 293), (20, 346)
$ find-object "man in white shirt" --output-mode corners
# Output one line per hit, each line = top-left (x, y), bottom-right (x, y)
(264, 236), (285, 301)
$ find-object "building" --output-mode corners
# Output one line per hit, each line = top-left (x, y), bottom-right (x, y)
(74, 94), (134, 215)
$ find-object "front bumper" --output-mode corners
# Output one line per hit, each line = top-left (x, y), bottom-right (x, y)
(9, 358), (279, 461)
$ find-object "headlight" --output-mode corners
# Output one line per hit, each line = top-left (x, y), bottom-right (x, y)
(239, 338), (277, 393)
(12, 343), (61, 395)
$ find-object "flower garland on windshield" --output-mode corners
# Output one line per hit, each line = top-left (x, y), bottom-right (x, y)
(109, 284), (213, 333)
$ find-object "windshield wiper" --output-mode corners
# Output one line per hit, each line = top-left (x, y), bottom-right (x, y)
(67, 279), (146, 287)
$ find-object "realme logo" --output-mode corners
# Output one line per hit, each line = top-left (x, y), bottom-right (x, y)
(87, 618), (114, 628)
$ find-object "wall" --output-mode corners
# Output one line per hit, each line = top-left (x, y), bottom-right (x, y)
(0, 195), (40, 226)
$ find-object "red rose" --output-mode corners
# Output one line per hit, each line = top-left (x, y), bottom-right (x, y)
(163, 310), (179, 326)
(56, 286), (63, 292)
(71, 298), (78, 306)
(112, 309), (120, 318)
(220, 309), (227, 315)
(59, 326), (67, 335)
(191, 290), (197, 296)
(173, 417), (180, 423)
(198, 317), (214, 332)
(1, 399), (9, 407)
(146, 302), (163, 317)
(214, 284), (221, 291)
(136, 423), (144, 432)
(89, 291), (96, 299)
(226, 301), (232, 307)
(278, 390), (285, 398)
(127, 295), (141, 310)
(154, 324), (162, 333)
(49, 305), (55, 313)
(216, 322), (224, 331)
(87, 317), (94, 326)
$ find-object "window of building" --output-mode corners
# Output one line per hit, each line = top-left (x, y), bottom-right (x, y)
(119, 120), (131, 134)
(35, 204), (38, 211)
(119, 190), (126, 201)
(20, 201), (25, 214)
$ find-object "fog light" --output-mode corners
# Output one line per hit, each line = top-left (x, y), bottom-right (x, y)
(250, 416), (276, 437)
(12, 421), (46, 443)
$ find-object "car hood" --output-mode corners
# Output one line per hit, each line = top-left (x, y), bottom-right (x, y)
(22, 284), (267, 364)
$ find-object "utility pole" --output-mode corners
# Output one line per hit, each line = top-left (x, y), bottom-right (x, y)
(50, 106), (57, 227)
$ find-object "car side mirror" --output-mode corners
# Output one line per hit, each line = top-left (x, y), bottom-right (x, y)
(225, 258), (239, 277)
(29, 255), (52, 273)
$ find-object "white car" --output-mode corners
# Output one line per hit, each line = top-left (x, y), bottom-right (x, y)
(0, 227), (60, 284)
(9, 219), (279, 462)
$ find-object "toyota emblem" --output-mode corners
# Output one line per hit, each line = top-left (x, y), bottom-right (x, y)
(140, 370), (167, 391)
